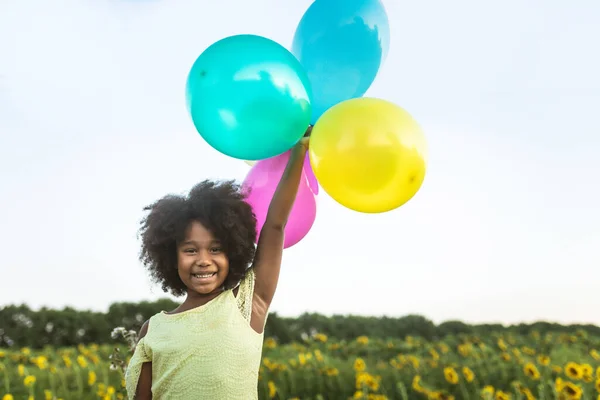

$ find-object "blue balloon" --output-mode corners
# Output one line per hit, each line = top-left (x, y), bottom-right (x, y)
(292, 0), (390, 124)
(186, 35), (313, 160)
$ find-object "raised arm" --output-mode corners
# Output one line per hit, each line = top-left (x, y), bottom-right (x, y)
(250, 129), (310, 324)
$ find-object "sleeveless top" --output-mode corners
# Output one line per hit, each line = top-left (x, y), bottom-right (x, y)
(124, 269), (265, 399)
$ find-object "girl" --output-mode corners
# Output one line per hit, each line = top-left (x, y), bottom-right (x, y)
(124, 133), (310, 399)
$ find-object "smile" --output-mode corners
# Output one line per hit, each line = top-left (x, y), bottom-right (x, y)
(191, 272), (216, 280)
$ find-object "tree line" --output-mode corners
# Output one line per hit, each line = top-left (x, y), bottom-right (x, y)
(1, 299), (598, 348)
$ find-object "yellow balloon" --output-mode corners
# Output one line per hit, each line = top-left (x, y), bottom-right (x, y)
(309, 98), (427, 213)
(244, 160), (257, 166)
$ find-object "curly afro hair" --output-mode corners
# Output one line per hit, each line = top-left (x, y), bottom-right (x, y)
(138, 180), (257, 296)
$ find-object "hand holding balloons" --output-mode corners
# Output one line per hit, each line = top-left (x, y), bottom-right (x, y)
(187, 34), (313, 160)
(244, 142), (319, 195)
(243, 150), (317, 249)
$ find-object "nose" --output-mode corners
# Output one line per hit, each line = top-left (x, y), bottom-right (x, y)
(195, 249), (212, 266)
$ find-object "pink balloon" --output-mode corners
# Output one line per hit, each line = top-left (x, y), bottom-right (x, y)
(243, 151), (317, 248)
(303, 152), (319, 195)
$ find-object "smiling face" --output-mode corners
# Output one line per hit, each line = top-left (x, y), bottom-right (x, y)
(177, 220), (229, 296)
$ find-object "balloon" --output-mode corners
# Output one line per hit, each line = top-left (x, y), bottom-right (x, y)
(244, 154), (317, 193)
(186, 34), (313, 160)
(243, 151), (316, 248)
(309, 98), (427, 213)
(292, 0), (390, 124)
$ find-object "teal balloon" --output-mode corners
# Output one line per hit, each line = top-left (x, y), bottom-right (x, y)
(186, 34), (313, 160)
(292, 0), (390, 124)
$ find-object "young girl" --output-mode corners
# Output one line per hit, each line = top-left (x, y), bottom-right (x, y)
(124, 134), (310, 399)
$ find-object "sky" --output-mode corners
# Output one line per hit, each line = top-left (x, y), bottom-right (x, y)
(0, 0), (599, 326)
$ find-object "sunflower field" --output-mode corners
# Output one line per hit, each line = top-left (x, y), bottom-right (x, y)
(1, 328), (599, 400)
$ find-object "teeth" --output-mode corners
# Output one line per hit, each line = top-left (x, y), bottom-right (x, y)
(193, 273), (215, 278)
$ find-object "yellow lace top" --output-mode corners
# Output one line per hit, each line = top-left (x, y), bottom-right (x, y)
(124, 269), (265, 399)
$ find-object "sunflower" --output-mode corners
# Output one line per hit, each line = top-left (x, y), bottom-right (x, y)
(443, 367), (459, 385)
(497, 339), (507, 351)
(520, 388), (535, 400)
(458, 343), (472, 357)
(267, 381), (277, 399)
(555, 378), (565, 393)
(23, 375), (36, 388)
(481, 385), (494, 396)
(354, 358), (366, 372)
(264, 338), (277, 349)
(356, 336), (369, 345)
(412, 375), (425, 393)
(521, 346), (536, 356)
(553, 365), (563, 374)
(462, 366), (475, 383)
(581, 364), (593, 382)
(524, 362), (541, 380)
(565, 362), (583, 380)
(495, 390), (510, 400)
(537, 355), (550, 366)
(559, 381), (583, 399)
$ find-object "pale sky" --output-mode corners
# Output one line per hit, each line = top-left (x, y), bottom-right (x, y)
(1, 0), (599, 326)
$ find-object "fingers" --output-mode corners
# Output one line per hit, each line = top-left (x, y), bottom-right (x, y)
(304, 125), (313, 137)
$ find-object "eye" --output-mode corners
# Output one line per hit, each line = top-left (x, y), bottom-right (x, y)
(183, 248), (197, 254)
(210, 247), (222, 254)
